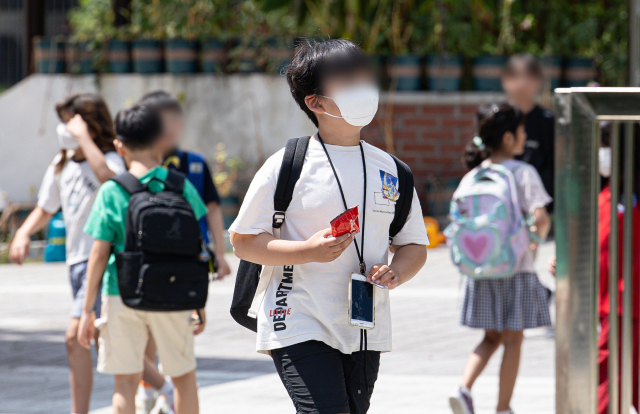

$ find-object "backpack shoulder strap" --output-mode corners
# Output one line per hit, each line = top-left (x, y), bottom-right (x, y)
(272, 136), (311, 228)
(389, 154), (415, 243)
(164, 170), (186, 195)
(110, 172), (145, 195)
(185, 151), (205, 192)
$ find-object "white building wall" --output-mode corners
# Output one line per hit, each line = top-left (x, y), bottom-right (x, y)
(0, 74), (316, 203)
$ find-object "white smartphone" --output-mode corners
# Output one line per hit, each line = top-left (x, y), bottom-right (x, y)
(349, 273), (375, 329)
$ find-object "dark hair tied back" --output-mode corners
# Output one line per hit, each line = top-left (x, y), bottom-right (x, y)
(464, 102), (525, 170)
(54, 93), (116, 173)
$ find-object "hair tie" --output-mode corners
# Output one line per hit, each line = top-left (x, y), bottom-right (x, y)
(473, 136), (486, 150)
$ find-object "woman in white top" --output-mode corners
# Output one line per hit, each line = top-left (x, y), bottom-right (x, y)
(10, 94), (126, 414)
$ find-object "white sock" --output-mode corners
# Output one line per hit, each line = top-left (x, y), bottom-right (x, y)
(158, 375), (174, 396)
(459, 386), (472, 396)
(496, 410), (512, 414)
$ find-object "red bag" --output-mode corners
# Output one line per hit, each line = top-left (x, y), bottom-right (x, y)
(330, 205), (360, 237)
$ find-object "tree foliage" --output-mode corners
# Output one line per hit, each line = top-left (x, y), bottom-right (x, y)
(69, 0), (630, 83)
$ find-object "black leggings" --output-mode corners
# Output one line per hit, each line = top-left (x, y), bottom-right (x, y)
(271, 340), (381, 414)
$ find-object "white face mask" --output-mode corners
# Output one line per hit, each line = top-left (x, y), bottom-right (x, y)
(599, 147), (612, 178)
(321, 84), (379, 127)
(56, 122), (79, 150)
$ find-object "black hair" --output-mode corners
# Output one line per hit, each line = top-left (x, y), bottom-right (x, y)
(114, 105), (163, 150)
(464, 102), (525, 170)
(285, 38), (371, 127)
(137, 90), (182, 114)
(503, 53), (543, 79)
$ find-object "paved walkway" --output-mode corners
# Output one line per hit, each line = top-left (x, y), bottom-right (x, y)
(0, 244), (556, 414)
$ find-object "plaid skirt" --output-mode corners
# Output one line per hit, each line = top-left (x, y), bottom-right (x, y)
(460, 272), (552, 332)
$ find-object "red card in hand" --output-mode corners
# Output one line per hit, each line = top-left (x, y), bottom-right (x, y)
(330, 205), (360, 237)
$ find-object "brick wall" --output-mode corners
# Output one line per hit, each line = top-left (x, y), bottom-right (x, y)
(361, 92), (504, 219)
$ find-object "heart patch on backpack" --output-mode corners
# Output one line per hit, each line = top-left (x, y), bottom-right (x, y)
(456, 228), (498, 264)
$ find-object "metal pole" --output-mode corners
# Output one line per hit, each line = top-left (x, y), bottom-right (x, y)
(24, 0), (45, 76)
(609, 122), (621, 414)
(631, 0), (640, 86)
(621, 123), (635, 414)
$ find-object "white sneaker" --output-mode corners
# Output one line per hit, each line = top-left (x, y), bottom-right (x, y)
(449, 386), (475, 414)
(149, 394), (174, 414)
(135, 382), (156, 414)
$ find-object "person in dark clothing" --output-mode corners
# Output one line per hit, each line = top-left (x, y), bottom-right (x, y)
(502, 54), (555, 212)
(163, 148), (221, 213)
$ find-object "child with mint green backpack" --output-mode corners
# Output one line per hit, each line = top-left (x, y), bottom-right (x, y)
(445, 159), (530, 279)
(447, 102), (552, 414)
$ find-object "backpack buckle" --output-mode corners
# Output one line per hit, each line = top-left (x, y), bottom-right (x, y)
(272, 212), (286, 228)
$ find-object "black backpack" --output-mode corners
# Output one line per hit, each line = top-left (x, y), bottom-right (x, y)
(230, 137), (415, 332)
(111, 170), (211, 311)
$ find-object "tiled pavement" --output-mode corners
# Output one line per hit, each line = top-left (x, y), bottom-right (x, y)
(0, 243), (556, 414)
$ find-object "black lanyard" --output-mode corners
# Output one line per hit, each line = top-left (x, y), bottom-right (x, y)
(318, 134), (370, 390)
(317, 133), (367, 274)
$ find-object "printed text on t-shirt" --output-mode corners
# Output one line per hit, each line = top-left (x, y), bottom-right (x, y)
(273, 265), (294, 331)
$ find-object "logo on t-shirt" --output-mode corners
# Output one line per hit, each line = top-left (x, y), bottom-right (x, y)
(374, 170), (400, 205)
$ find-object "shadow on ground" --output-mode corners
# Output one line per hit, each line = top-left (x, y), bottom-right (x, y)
(0, 328), (276, 414)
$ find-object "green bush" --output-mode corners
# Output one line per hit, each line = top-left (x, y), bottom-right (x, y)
(68, 0), (631, 84)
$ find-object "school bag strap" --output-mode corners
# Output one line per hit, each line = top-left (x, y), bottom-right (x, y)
(110, 170), (186, 195)
(110, 172), (145, 195)
(272, 136), (311, 228)
(230, 136), (310, 332)
(388, 154), (414, 244)
(163, 170), (186, 194)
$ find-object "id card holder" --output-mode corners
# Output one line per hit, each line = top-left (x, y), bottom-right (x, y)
(348, 272), (375, 330)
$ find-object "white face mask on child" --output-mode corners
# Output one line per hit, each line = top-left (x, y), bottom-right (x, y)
(599, 147), (612, 178)
(320, 84), (379, 127)
(56, 123), (79, 150)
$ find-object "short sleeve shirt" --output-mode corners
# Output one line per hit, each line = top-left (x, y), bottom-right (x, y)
(229, 139), (430, 354)
(501, 159), (553, 215)
(38, 152), (126, 265)
(84, 166), (208, 296)
(502, 159), (552, 272)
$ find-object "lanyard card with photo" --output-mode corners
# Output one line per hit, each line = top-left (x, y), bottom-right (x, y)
(317, 133), (384, 331)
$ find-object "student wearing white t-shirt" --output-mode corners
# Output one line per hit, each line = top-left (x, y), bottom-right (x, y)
(230, 39), (429, 414)
(10, 94), (125, 414)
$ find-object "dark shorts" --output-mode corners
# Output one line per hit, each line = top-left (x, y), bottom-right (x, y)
(271, 340), (381, 414)
(69, 261), (102, 319)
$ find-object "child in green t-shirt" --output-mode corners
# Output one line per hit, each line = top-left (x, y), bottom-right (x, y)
(78, 105), (207, 414)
